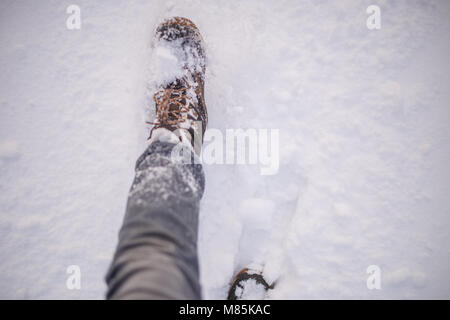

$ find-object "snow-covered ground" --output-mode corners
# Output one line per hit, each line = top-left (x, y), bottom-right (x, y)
(1, 0), (449, 299)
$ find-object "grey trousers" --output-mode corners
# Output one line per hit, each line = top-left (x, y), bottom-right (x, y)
(105, 141), (205, 299)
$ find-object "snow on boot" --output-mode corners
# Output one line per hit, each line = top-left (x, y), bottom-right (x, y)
(227, 268), (274, 300)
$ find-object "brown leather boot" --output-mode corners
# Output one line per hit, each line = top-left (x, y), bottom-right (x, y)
(148, 17), (207, 155)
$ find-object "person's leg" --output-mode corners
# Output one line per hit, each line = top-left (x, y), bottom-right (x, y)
(105, 138), (205, 299)
(106, 16), (208, 300)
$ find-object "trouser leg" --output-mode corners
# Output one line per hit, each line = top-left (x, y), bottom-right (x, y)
(105, 141), (205, 299)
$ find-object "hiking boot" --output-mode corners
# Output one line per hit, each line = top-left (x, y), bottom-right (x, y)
(148, 17), (207, 155)
(227, 268), (274, 300)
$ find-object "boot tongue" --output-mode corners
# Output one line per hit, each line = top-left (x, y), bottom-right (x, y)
(166, 79), (187, 118)
(169, 78), (184, 89)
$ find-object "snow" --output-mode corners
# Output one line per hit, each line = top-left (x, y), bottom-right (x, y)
(0, 140), (20, 165)
(1, 0), (450, 299)
(149, 45), (184, 86)
(234, 279), (267, 300)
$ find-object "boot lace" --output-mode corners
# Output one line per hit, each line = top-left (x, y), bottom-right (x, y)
(147, 77), (200, 130)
